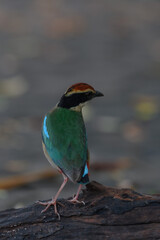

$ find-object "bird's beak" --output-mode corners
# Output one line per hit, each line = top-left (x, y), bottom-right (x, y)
(94, 90), (104, 97)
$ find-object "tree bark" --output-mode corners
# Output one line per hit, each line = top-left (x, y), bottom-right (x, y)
(0, 181), (160, 240)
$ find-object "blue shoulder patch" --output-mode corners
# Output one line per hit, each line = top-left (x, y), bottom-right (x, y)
(43, 115), (49, 139)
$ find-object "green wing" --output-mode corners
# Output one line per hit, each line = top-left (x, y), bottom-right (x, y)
(42, 107), (88, 182)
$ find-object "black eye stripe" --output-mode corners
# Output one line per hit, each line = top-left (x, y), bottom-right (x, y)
(58, 91), (94, 109)
(85, 91), (92, 95)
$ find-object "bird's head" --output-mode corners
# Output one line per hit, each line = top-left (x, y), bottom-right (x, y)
(58, 83), (104, 110)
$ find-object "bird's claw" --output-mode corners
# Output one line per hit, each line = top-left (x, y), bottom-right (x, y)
(37, 200), (61, 220)
(68, 198), (85, 205)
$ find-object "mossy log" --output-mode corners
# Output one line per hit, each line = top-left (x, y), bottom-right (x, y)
(0, 181), (160, 240)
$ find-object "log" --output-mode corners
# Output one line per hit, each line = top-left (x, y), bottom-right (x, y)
(0, 181), (160, 240)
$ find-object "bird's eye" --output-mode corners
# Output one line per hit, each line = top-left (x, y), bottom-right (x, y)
(85, 91), (92, 96)
(65, 88), (73, 95)
(67, 88), (72, 92)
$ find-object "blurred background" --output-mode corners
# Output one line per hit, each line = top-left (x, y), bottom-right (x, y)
(0, 0), (160, 211)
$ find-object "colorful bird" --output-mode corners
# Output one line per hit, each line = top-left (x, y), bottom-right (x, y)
(38, 83), (103, 219)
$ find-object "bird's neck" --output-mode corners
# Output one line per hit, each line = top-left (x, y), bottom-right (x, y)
(70, 103), (85, 112)
(55, 104), (83, 112)
(57, 94), (85, 112)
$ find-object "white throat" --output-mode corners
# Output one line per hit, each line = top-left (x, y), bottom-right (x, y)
(70, 103), (85, 111)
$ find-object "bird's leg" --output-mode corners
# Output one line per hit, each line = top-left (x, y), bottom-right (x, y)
(37, 173), (68, 219)
(68, 184), (85, 205)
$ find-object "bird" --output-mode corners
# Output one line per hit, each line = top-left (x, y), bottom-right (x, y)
(38, 83), (103, 219)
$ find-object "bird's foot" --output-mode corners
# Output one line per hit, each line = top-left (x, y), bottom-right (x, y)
(37, 199), (60, 220)
(68, 197), (85, 205)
